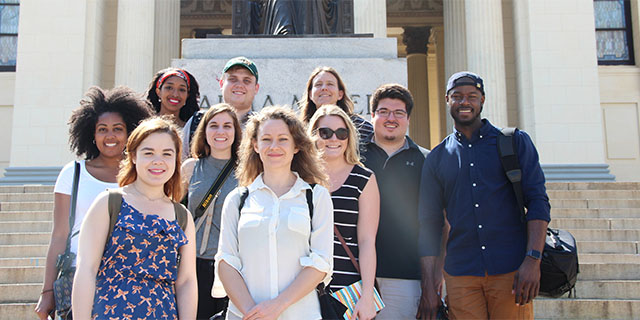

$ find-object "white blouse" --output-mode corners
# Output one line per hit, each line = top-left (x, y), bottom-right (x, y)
(215, 173), (334, 320)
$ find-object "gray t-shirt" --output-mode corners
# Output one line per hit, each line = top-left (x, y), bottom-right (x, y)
(187, 156), (238, 260)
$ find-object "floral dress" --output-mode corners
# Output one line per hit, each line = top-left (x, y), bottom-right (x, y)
(92, 200), (188, 320)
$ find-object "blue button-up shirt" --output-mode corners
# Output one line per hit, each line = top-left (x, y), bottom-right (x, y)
(418, 119), (550, 276)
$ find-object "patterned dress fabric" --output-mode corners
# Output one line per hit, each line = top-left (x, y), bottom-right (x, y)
(92, 200), (188, 320)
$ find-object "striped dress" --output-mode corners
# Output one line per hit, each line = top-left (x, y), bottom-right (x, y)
(328, 164), (373, 291)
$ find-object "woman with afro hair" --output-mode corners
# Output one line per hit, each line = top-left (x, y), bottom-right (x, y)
(146, 67), (201, 127)
(35, 86), (153, 320)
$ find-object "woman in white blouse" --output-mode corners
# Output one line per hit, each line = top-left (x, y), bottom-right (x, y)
(216, 106), (334, 320)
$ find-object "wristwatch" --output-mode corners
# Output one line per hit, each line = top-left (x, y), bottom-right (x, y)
(526, 249), (542, 260)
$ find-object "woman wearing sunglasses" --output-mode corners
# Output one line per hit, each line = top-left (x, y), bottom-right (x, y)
(308, 105), (380, 320)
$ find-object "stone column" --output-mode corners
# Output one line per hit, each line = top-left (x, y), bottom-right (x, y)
(434, 26), (448, 140)
(403, 26), (430, 147)
(427, 27), (444, 149)
(464, 0), (509, 127)
(115, 0), (156, 92)
(353, 0), (387, 37)
(443, 0), (466, 133)
(153, 0), (180, 73)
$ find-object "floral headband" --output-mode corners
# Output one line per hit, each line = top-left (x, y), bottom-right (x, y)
(156, 69), (190, 90)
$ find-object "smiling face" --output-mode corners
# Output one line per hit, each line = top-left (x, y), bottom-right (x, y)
(206, 111), (235, 156)
(133, 132), (177, 187)
(372, 98), (409, 143)
(253, 119), (298, 172)
(94, 112), (127, 159)
(315, 115), (348, 161)
(220, 66), (259, 112)
(446, 84), (484, 128)
(155, 76), (188, 116)
(310, 71), (344, 108)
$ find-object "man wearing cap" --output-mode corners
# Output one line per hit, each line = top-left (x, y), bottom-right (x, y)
(416, 72), (550, 319)
(182, 56), (260, 158)
(360, 84), (430, 319)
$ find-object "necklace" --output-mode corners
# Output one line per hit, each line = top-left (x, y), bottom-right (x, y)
(132, 184), (167, 202)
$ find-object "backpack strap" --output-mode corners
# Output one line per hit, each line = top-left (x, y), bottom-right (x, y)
(107, 189), (124, 237)
(172, 202), (189, 232)
(189, 110), (205, 144)
(238, 183), (316, 222)
(237, 187), (250, 212)
(497, 128), (526, 222)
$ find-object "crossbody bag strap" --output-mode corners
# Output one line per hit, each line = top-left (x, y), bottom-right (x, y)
(193, 158), (236, 220)
(63, 161), (81, 251)
(334, 225), (360, 273)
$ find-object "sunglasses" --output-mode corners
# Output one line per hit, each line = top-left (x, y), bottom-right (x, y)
(317, 127), (349, 140)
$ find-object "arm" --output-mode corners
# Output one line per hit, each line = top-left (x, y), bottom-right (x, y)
(34, 193), (70, 320)
(513, 219), (548, 305)
(71, 192), (111, 320)
(353, 174), (380, 320)
(181, 116), (194, 160)
(175, 209), (198, 319)
(181, 158), (197, 192)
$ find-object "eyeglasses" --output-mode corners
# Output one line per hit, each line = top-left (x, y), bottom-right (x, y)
(317, 127), (349, 140)
(374, 108), (407, 119)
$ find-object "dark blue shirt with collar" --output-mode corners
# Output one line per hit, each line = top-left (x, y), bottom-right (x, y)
(418, 119), (550, 276)
(361, 135), (429, 280)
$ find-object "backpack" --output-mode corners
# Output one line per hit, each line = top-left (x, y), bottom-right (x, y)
(237, 184), (315, 218)
(497, 128), (579, 298)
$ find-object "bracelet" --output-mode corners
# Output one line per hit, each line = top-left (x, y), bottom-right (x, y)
(41, 289), (54, 294)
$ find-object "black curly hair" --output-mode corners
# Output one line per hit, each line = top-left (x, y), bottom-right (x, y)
(68, 86), (154, 160)
(146, 68), (200, 122)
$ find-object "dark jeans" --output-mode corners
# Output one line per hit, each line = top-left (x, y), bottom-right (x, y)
(196, 258), (228, 320)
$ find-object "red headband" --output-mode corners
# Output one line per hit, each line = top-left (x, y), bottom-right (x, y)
(156, 69), (190, 90)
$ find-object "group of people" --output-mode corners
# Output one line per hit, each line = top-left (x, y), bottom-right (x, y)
(34, 55), (551, 320)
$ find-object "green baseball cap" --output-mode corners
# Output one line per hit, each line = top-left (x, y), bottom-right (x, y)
(223, 56), (259, 82)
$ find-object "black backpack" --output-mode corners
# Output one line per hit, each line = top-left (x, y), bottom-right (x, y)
(497, 128), (579, 298)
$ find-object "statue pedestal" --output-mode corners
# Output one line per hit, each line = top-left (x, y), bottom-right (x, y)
(173, 37), (406, 116)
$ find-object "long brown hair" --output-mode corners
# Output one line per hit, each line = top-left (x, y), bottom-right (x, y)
(236, 106), (328, 187)
(299, 66), (355, 123)
(191, 103), (242, 159)
(117, 117), (184, 201)
(308, 105), (362, 166)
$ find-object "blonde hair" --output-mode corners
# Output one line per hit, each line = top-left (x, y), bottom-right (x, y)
(236, 106), (329, 187)
(307, 105), (362, 166)
(117, 117), (183, 201)
(191, 103), (242, 159)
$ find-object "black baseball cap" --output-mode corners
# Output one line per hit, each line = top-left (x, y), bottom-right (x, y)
(446, 71), (484, 95)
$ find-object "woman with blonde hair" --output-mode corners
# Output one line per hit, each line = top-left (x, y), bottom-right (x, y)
(215, 106), (334, 319)
(72, 117), (197, 319)
(181, 103), (242, 319)
(308, 105), (380, 320)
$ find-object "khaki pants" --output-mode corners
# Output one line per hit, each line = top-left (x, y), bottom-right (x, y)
(444, 270), (533, 320)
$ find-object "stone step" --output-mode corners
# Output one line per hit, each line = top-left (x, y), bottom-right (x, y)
(578, 263), (640, 280)
(0, 193), (52, 202)
(546, 182), (640, 190)
(551, 218), (640, 230)
(567, 229), (640, 241)
(534, 298), (640, 319)
(0, 221), (51, 233)
(0, 257), (46, 267)
(0, 202), (53, 212)
(0, 211), (52, 221)
(550, 199), (640, 209)
(575, 280), (640, 299)
(0, 303), (36, 320)
(551, 208), (640, 219)
(0, 185), (54, 194)
(0, 232), (50, 245)
(0, 266), (43, 284)
(548, 189), (640, 199)
(0, 283), (39, 303)
(577, 241), (638, 254)
(579, 254), (640, 264)
(0, 245), (48, 258)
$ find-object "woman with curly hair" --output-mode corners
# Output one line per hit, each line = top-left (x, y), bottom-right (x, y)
(72, 117), (197, 319)
(146, 67), (200, 127)
(35, 86), (153, 320)
(215, 106), (334, 319)
(299, 66), (373, 142)
(181, 103), (242, 319)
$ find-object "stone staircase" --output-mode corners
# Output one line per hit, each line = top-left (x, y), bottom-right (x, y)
(534, 182), (640, 319)
(0, 183), (639, 318)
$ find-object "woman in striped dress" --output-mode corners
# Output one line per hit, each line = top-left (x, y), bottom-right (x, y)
(308, 105), (380, 320)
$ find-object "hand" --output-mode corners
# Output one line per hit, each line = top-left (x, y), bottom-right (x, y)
(512, 257), (541, 306)
(242, 299), (284, 320)
(34, 291), (55, 320)
(352, 293), (376, 320)
(416, 282), (441, 320)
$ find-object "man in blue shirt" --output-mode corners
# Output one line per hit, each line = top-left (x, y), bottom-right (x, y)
(417, 72), (550, 319)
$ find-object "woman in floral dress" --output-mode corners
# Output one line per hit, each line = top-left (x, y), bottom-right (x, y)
(72, 117), (197, 319)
